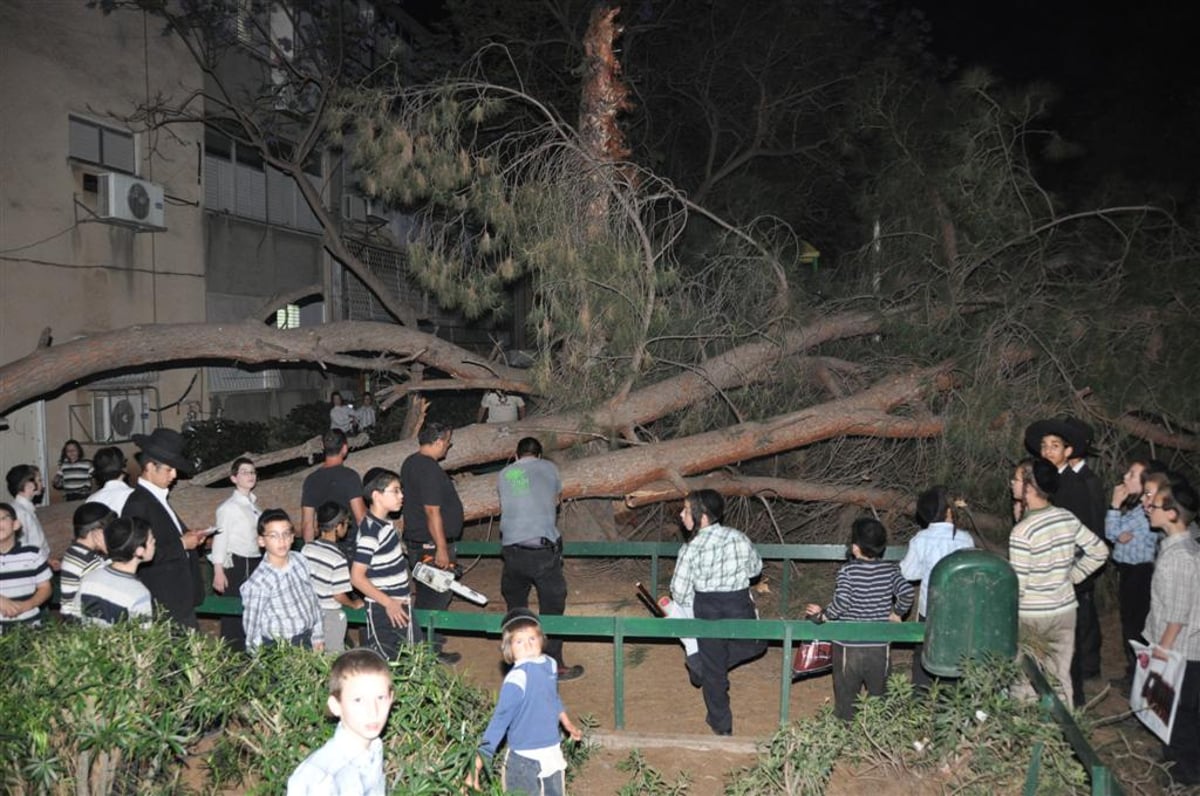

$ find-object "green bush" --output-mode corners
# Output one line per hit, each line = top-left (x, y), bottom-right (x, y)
(0, 623), (590, 795)
(726, 659), (1089, 795)
(0, 621), (243, 794)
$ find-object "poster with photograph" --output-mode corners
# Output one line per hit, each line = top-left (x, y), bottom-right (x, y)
(1129, 640), (1185, 744)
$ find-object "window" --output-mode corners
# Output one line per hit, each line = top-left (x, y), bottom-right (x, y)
(275, 304), (301, 329)
(69, 115), (136, 173)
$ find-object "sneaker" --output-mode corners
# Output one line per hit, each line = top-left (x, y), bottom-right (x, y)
(436, 650), (462, 665)
(685, 653), (704, 689)
(558, 664), (585, 682)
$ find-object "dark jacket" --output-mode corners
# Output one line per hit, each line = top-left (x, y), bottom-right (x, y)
(122, 485), (202, 628)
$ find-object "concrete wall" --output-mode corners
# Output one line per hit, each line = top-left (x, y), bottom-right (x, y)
(0, 2), (207, 494)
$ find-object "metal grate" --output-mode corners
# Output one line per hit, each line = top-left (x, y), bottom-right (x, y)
(341, 241), (429, 322)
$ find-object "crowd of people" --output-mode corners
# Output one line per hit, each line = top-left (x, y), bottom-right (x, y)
(2, 409), (1198, 789)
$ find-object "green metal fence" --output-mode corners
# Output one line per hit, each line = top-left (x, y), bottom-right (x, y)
(194, 540), (1119, 793)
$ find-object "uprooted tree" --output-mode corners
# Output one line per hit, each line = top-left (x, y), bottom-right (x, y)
(22, 1), (1200, 546)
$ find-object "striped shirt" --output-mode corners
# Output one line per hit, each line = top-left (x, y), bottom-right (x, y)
(303, 539), (353, 611)
(0, 543), (51, 622)
(56, 460), (94, 498)
(59, 541), (106, 618)
(1143, 533), (1200, 661)
(823, 558), (914, 646)
(1009, 505), (1109, 617)
(240, 552), (323, 652)
(354, 514), (410, 601)
(1104, 508), (1158, 565)
(79, 565), (153, 626)
(670, 522), (762, 608)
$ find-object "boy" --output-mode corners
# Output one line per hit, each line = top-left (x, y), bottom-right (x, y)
(0, 502), (52, 633)
(288, 648), (394, 795)
(1008, 458), (1108, 707)
(5, 464), (50, 561)
(350, 469), (418, 659)
(60, 502), (113, 620)
(472, 609), (582, 795)
(303, 502), (364, 653)
(240, 509), (324, 653)
(211, 457), (263, 651)
(79, 517), (155, 626)
(1141, 479), (1200, 784)
(806, 517), (914, 721)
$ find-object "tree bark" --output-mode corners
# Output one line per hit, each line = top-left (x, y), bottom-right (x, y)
(0, 321), (526, 415)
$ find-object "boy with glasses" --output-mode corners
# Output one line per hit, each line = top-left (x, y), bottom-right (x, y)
(211, 457), (262, 651)
(1142, 480), (1200, 785)
(240, 509), (323, 653)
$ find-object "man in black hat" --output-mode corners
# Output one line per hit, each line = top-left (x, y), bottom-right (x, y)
(1023, 416), (1108, 706)
(121, 428), (211, 629)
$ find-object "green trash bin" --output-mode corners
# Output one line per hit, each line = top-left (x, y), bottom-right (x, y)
(922, 549), (1018, 677)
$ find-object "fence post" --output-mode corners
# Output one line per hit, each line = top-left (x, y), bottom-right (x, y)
(613, 617), (626, 730)
(780, 621), (794, 724)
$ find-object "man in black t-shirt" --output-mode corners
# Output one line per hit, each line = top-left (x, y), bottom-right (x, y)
(301, 430), (367, 548)
(400, 421), (463, 664)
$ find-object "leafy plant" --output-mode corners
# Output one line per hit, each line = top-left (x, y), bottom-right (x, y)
(0, 621), (244, 795)
(726, 658), (1090, 794)
(617, 749), (691, 795)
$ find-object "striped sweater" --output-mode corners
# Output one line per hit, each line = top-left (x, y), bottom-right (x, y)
(1009, 505), (1109, 616)
(822, 558), (914, 647)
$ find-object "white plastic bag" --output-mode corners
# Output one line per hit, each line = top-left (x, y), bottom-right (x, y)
(658, 597), (699, 657)
(1129, 639), (1185, 744)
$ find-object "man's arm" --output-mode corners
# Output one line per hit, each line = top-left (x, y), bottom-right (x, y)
(348, 497), (367, 526)
(423, 505), (450, 568)
(1071, 524), (1109, 583)
(300, 506), (317, 544)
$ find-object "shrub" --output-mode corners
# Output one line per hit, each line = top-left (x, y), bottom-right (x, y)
(726, 658), (1089, 794)
(0, 621), (243, 794)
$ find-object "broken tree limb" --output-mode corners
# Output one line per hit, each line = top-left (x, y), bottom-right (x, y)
(0, 321), (527, 414)
(624, 473), (914, 512)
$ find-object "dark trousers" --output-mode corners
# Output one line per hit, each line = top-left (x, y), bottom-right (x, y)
(1070, 588), (1102, 706)
(694, 589), (766, 734)
(1116, 562), (1154, 679)
(405, 543), (455, 650)
(365, 599), (423, 660)
(1164, 660), (1200, 785)
(219, 554), (260, 653)
(261, 629), (313, 650)
(501, 544), (569, 666)
(833, 643), (890, 721)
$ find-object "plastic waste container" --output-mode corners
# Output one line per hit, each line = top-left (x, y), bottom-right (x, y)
(922, 549), (1018, 677)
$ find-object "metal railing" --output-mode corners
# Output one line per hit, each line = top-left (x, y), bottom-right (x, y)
(194, 540), (1119, 793)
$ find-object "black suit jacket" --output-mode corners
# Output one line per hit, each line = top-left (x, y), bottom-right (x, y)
(122, 484), (202, 628)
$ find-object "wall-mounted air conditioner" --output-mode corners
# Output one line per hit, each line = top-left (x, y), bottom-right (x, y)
(92, 391), (153, 442)
(97, 173), (166, 231)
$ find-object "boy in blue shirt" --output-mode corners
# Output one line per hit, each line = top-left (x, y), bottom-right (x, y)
(288, 648), (394, 795)
(471, 608), (582, 795)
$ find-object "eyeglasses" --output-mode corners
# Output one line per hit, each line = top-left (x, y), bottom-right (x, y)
(263, 532), (294, 541)
(1146, 503), (1167, 511)
(236, 469), (257, 476)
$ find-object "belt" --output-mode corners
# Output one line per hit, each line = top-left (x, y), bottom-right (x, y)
(506, 537), (561, 551)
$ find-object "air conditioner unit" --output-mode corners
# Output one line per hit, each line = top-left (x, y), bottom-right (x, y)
(97, 173), (166, 231)
(92, 391), (152, 443)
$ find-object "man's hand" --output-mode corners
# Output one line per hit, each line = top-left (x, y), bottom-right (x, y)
(313, 640), (325, 652)
(888, 611), (902, 623)
(1111, 483), (1129, 509)
(385, 596), (410, 628)
(804, 603), (823, 618)
(434, 545), (451, 570)
(1117, 531), (1133, 544)
(181, 528), (209, 551)
(212, 567), (227, 594)
(465, 754), (485, 790)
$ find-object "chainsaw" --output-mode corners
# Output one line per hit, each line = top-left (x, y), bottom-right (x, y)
(412, 559), (489, 606)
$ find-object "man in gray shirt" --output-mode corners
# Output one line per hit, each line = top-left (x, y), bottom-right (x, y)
(498, 437), (584, 681)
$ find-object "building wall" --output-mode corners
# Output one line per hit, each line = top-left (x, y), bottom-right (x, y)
(0, 2), (207, 492)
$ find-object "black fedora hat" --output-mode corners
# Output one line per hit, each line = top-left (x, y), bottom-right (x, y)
(1023, 417), (1088, 458)
(132, 428), (194, 476)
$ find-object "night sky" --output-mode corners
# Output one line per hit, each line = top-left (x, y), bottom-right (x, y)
(912, 0), (1200, 197)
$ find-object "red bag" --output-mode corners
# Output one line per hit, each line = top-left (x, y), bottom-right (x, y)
(792, 640), (833, 676)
